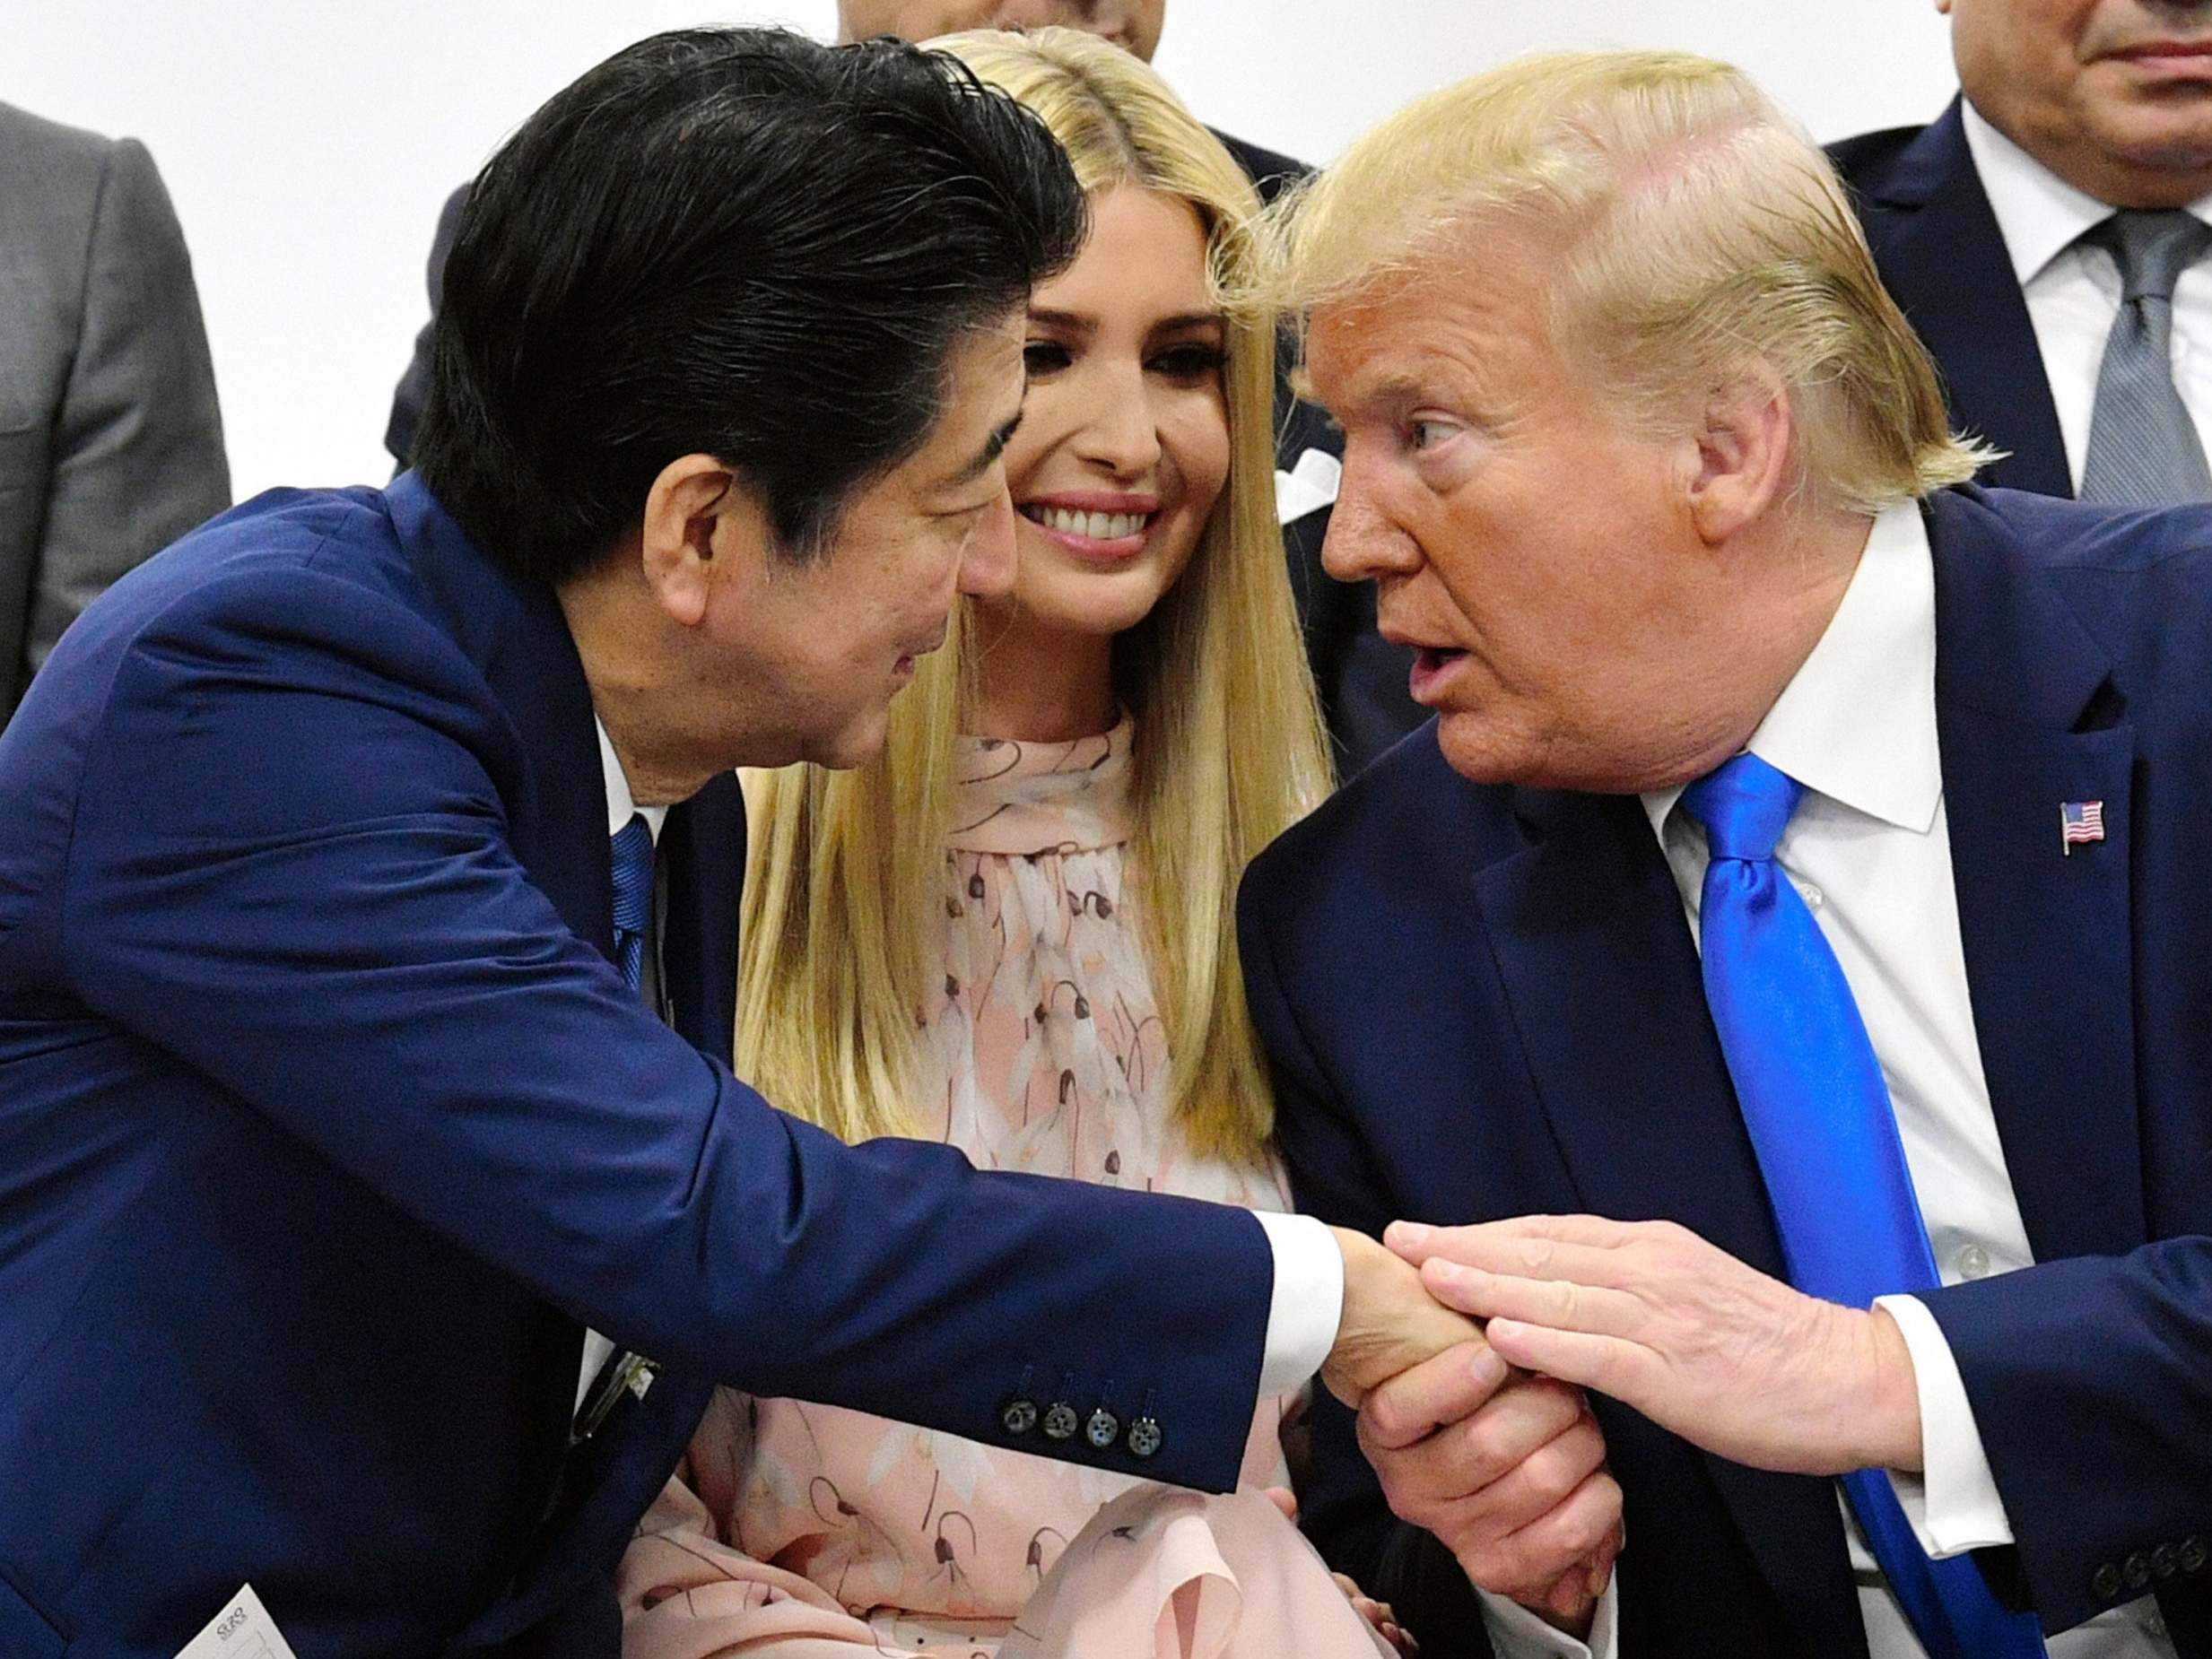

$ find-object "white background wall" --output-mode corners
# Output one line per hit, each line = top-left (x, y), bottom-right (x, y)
(4, 2), (1962, 500)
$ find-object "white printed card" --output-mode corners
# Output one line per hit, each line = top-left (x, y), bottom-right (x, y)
(172, 1585), (300, 1659)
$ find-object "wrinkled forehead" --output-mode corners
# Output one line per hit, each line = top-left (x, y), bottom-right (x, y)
(1300, 240), (1561, 414)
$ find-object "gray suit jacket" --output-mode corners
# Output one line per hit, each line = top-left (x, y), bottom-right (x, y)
(0, 101), (229, 719)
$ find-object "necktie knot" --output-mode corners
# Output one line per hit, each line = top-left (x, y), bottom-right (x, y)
(1679, 751), (1802, 864)
(2088, 209), (2212, 302)
(609, 813), (655, 948)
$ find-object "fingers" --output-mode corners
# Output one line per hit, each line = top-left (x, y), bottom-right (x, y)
(1262, 1485), (1299, 1523)
(1363, 1373), (1588, 1516)
(1419, 1257), (1647, 1340)
(1480, 1317), (1643, 1399)
(1387, 1214), (1645, 1268)
(1588, 1520), (1624, 1597)
(1459, 1468), (1624, 1603)
(1332, 1575), (1412, 1655)
(1357, 1339), (1507, 1454)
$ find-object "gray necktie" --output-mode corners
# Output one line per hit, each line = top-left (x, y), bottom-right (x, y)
(2079, 209), (2212, 506)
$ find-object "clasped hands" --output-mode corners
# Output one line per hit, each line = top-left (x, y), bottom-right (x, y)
(1321, 1216), (1929, 1637)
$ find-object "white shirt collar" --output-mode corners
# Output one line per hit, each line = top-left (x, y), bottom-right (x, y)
(596, 717), (667, 844)
(1641, 501), (1941, 840)
(1961, 95), (2212, 286)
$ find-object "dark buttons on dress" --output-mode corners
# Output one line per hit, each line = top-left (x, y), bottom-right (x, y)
(2180, 1536), (2208, 1575)
(1000, 1397), (1039, 1437)
(2152, 1544), (2178, 1583)
(1127, 1416), (1163, 1460)
(1085, 1408), (1120, 1451)
(2123, 1552), (2152, 1592)
(2093, 1563), (2124, 1601)
(1042, 1401), (1080, 1441)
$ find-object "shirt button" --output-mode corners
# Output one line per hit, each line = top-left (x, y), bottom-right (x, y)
(1797, 883), (1824, 910)
(1084, 1408), (1120, 1451)
(1956, 1244), (1993, 1281)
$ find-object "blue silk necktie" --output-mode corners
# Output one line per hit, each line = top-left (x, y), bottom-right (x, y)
(1681, 754), (2047, 1659)
(609, 812), (655, 995)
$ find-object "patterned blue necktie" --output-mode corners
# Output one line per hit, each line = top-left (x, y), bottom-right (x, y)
(1681, 753), (2047, 1659)
(608, 812), (655, 995)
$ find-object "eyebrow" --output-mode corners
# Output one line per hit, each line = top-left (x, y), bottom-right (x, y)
(1029, 308), (1225, 336)
(947, 408), (1024, 491)
(1329, 367), (1436, 416)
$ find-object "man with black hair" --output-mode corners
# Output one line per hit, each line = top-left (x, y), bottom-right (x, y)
(385, 2), (1424, 772)
(0, 30), (1462, 1659)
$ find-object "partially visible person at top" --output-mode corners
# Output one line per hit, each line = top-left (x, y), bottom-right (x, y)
(1832, 0), (2212, 505)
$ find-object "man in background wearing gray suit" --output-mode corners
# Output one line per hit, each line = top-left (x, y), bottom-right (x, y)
(0, 101), (230, 723)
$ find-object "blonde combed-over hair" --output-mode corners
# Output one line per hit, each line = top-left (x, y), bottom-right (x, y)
(736, 27), (1332, 1165)
(1273, 49), (1993, 510)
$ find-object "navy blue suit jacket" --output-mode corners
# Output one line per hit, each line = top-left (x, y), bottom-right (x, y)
(0, 475), (1275, 1658)
(1830, 100), (2075, 499)
(1239, 486), (2212, 1657)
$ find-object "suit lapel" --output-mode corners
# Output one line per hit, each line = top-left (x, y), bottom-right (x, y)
(1466, 789), (1862, 1643)
(1929, 490), (2145, 1261)
(1858, 103), (2073, 499)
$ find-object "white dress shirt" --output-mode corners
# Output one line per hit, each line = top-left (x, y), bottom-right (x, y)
(1961, 98), (2212, 491)
(578, 724), (1345, 1411)
(1481, 508), (2172, 1658)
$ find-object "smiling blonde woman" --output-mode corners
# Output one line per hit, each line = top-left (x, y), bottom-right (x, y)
(614, 26), (1417, 1659)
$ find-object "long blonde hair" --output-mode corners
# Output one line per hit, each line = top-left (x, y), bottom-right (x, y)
(736, 27), (1331, 1166)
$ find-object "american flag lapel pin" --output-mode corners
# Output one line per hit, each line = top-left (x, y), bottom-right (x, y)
(2060, 800), (2105, 856)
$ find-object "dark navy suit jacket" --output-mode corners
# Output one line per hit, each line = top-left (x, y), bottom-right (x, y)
(1239, 486), (2212, 1658)
(1830, 100), (2075, 499)
(0, 475), (1274, 1658)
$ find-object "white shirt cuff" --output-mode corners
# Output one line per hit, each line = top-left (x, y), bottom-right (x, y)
(1875, 1293), (2016, 1556)
(1253, 1211), (1344, 1398)
(1479, 1578), (1620, 1659)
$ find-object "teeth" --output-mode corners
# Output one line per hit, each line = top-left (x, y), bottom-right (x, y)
(1030, 506), (1149, 541)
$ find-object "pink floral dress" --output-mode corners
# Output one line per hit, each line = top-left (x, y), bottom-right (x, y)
(617, 720), (1389, 1659)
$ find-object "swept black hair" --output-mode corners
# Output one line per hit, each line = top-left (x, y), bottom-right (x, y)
(412, 27), (1087, 584)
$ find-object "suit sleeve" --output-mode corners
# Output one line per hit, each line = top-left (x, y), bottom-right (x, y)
(31, 136), (228, 672)
(1920, 1243), (2212, 1632)
(58, 566), (1272, 1495)
(1237, 860), (1500, 1659)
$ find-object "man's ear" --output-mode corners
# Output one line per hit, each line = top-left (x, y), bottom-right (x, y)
(1684, 362), (1795, 548)
(639, 454), (771, 628)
